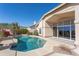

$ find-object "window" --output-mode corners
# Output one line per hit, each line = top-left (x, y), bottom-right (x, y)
(53, 26), (57, 37)
(53, 20), (75, 40)
(64, 26), (70, 39)
(71, 25), (75, 40)
(39, 28), (41, 34)
(58, 27), (64, 37)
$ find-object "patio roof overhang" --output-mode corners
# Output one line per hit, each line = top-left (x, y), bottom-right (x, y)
(46, 11), (75, 25)
(45, 7), (75, 25)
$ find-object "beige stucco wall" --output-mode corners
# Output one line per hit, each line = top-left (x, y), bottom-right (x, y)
(36, 20), (45, 37)
(70, 5), (79, 54)
(36, 20), (53, 38)
(44, 22), (53, 37)
(74, 5), (79, 46)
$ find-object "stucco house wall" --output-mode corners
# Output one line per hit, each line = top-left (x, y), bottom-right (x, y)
(36, 20), (44, 37)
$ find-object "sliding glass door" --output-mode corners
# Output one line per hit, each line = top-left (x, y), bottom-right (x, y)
(53, 20), (75, 40)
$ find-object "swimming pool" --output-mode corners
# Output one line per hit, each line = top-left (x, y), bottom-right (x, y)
(10, 36), (46, 52)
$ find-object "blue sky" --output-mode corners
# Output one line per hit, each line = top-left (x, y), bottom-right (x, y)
(0, 3), (60, 27)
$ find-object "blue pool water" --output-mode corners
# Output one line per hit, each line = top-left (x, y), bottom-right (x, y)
(10, 36), (46, 52)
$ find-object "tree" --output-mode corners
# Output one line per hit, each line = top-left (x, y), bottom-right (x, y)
(20, 29), (29, 34)
(12, 22), (20, 35)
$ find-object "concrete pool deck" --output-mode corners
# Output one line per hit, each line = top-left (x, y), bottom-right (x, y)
(0, 36), (75, 56)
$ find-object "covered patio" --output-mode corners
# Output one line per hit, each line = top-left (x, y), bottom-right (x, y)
(42, 5), (79, 55)
(45, 11), (75, 40)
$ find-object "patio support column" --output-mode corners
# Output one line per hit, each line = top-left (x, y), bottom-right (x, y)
(57, 24), (59, 39)
(72, 5), (79, 55)
(70, 20), (72, 40)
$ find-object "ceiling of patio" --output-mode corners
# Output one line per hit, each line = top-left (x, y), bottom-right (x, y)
(46, 11), (75, 25)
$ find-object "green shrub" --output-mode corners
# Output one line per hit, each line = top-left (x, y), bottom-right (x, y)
(0, 31), (4, 37)
(15, 28), (30, 35)
(20, 29), (29, 34)
(33, 30), (38, 35)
